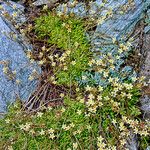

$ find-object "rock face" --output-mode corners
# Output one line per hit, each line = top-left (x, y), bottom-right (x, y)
(140, 34), (150, 119)
(0, 1), (40, 112)
(33, 0), (59, 6)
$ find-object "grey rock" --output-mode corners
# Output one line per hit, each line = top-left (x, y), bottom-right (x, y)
(33, 0), (58, 6)
(140, 34), (150, 119)
(0, 1), (40, 112)
(126, 133), (139, 150)
(1, 1), (26, 24)
(146, 146), (150, 150)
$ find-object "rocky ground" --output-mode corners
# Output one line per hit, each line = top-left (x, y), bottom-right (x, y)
(0, 0), (149, 149)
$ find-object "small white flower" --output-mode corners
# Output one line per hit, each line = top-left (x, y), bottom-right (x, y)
(62, 124), (67, 130)
(3, 67), (8, 74)
(43, 5), (48, 10)
(71, 61), (76, 65)
(60, 93), (65, 98)
(37, 112), (43, 117)
(48, 128), (54, 134)
(5, 119), (10, 124)
(61, 107), (66, 113)
(97, 95), (102, 101)
(62, 23), (66, 27)
(49, 133), (55, 139)
(16, 79), (21, 84)
(12, 12), (17, 18)
(39, 129), (45, 135)
(88, 93), (94, 100)
(70, 123), (75, 128)
(12, 4), (17, 9)
(77, 110), (82, 115)
(73, 142), (78, 149)
(82, 75), (87, 80)
(28, 75), (34, 81)
(98, 85), (103, 92)
(8, 146), (13, 150)
(112, 119), (117, 124)
(85, 85), (92, 91)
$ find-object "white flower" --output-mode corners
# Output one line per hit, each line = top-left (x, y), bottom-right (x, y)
(12, 12), (17, 18)
(71, 61), (76, 65)
(97, 95), (102, 101)
(127, 93), (132, 99)
(73, 142), (78, 149)
(98, 86), (103, 92)
(120, 139), (126, 145)
(38, 60), (44, 65)
(30, 129), (35, 135)
(108, 77), (113, 83)
(116, 55), (120, 59)
(112, 119), (117, 124)
(131, 77), (137, 82)
(12, 4), (17, 9)
(77, 110), (82, 115)
(62, 23), (66, 27)
(48, 106), (52, 111)
(19, 124), (25, 130)
(118, 48), (123, 53)
(88, 93), (94, 100)
(87, 99), (94, 105)
(37, 112), (43, 117)
(97, 136), (104, 142)
(39, 129), (45, 135)
(48, 128), (54, 134)
(8, 146), (13, 150)
(60, 93), (65, 98)
(61, 107), (66, 113)
(43, 5), (48, 10)
(82, 75), (87, 80)
(85, 85), (92, 91)
(16, 79), (21, 84)
(19, 123), (31, 131)
(62, 124), (67, 130)
(87, 125), (91, 130)
(24, 123), (31, 131)
(70, 123), (75, 128)
(112, 37), (116, 43)
(49, 133), (55, 139)
(52, 62), (56, 67)
(5, 119), (10, 124)
(3, 67), (8, 74)
(97, 18), (104, 25)
(28, 75), (34, 81)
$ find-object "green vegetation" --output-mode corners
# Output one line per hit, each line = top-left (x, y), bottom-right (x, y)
(0, 3), (149, 150)
(0, 98), (99, 150)
(0, 81), (149, 149)
(34, 12), (91, 85)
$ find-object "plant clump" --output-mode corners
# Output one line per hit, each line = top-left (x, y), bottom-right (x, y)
(33, 12), (92, 85)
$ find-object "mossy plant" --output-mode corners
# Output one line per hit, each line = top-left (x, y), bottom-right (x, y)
(34, 12), (92, 85)
(0, 86), (149, 150)
(0, 98), (100, 150)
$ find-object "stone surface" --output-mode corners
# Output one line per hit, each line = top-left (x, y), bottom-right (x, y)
(0, 1), (40, 112)
(140, 33), (150, 119)
(33, 0), (58, 6)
